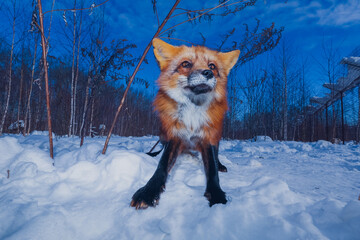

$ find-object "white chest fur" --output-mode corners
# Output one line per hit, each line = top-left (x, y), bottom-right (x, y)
(178, 101), (209, 132)
(175, 102), (209, 144)
(167, 87), (213, 143)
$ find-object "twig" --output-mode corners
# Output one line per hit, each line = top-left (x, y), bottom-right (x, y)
(43, 0), (110, 15)
(102, 0), (182, 155)
(170, 0), (246, 19)
(159, 37), (196, 46)
(160, 0), (230, 37)
(46, 0), (56, 44)
(153, 0), (160, 26)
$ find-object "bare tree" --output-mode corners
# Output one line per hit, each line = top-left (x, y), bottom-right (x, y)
(73, 5), (84, 136)
(68, 0), (77, 136)
(17, 46), (25, 135)
(317, 39), (342, 140)
(37, 0), (54, 158)
(68, 0), (84, 136)
(276, 39), (296, 141)
(24, 34), (39, 135)
(0, 0), (18, 135)
(297, 57), (310, 141)
(274, 41), (289, 140)
(79, 10), (104, 145)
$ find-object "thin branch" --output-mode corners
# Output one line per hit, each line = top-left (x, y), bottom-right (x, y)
(43, 0), (110, 15)
(170, 0), (246, 19)
(159, 37), (196, 46)
(102, 0), (181, 155)
(46, 0), (56, 43)
(152, 0), (160, 26)
(160, 0), (230, 37)
(155, 8), (160, 27)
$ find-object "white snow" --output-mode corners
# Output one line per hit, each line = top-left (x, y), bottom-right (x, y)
(343, 56), (360, 65)
(8, 120), (24, 130)
(252, 135), (273, 142)
(0, 133), (359, 239)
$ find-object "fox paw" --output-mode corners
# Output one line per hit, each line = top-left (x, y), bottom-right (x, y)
(204, 187), (227, 207)
(130, 185), (164, 209)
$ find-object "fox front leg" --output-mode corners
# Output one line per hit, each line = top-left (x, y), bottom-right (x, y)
(201, 145), (227, 206)
(131, 141), (179, 209)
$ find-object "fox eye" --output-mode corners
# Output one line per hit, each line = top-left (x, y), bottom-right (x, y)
(208, 63), (216, 70)
(181, 61), (192, 68)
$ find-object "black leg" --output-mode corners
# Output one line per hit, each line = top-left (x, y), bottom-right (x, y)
(214, 144), (227, 172)
(201, 145), (227, 206)
(131, 141), (179, 209)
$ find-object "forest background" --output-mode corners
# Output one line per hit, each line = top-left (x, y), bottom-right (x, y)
(1, 0), (360, 145)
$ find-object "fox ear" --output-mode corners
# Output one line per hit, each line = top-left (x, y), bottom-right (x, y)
(218, 50), (240, 74)
(153, 38), (180, 70)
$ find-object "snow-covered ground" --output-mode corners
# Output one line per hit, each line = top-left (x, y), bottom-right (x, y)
(0, 132), (359, 239)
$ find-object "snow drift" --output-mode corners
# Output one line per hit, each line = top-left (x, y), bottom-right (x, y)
(0, 134), (359, 239)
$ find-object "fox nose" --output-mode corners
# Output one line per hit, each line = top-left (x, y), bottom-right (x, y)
(202, 70), (213, 79)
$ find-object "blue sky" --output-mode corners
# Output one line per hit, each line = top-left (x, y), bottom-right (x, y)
(1, 0), (359, 96)
(100, 0), (360, 95)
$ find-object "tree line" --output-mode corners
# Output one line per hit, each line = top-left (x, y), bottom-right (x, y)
(223, 39), (360, 142)
(0, 0), (359, 144)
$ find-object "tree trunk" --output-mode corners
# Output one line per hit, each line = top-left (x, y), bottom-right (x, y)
(331, 104), (336, 140)
(283, 62), (288, 141)
(80, 73), (91, 146)
(325, 104), (328, 141)
(89, 97), (95, 137)
(292, 124), (296, 141)
(69, 0), (77, 136)
(18, 52), (24, 135)
(34, 87), (41, 130)
(311, 115), (314, 142)
(340, 92), (345, 144)
(73, 4), (83, 136)
(38, 0), (54, 159)
(24, 36), (38, 135)
(0, 8), (16, 135)
(271, 75), (276, 140)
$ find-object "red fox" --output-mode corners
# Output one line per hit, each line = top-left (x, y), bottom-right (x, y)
(131, 38), (240, 209)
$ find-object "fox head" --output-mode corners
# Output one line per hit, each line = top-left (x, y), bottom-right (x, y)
(153, 38), (240, 106)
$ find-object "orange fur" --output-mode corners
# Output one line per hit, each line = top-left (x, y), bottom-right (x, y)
(130, 39), (239, 209)
(152, 38), (239, 148)
(154, 90), (185, 141)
